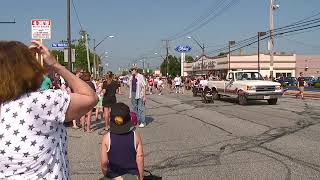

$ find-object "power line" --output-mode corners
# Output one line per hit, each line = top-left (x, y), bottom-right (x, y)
(168, 0), (241, 41)
(167, 0), (225, 40)
(282, 37), (320, 49)
(72, 0), (84, 31)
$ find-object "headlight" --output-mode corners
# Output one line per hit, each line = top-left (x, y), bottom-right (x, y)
(247, 86), (256, 90)
(275, 85), (281, 90)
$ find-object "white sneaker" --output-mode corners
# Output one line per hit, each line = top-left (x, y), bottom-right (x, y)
(139, 123), (145, 128)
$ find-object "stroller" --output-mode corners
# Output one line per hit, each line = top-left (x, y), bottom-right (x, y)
(201, 86), (214, 103)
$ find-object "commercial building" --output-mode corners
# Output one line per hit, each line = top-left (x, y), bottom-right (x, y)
(296, 55), (320, 77)
(184, 53), (320, 78)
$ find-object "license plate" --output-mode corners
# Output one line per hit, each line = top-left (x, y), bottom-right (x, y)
(264, 96), (271, 99)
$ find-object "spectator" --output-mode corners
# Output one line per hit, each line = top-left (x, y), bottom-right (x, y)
(129, 66), (147, 128)
(99, 71), (120, 135)
(80, 72), (96, 132)
(95, 78), (104, 121)
(40, 71), (52, 90)
(100, 103), (144, 180)
(0, 40), (97, 179)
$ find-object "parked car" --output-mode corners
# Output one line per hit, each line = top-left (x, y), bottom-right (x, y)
(304, 77), (316, 86)
(311, 77), (320, 86)
(278, 77), (297, 87)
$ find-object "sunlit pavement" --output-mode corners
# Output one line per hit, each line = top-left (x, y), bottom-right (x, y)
(68, 87), (320, 180)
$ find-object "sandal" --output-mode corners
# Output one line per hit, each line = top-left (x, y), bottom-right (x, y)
(72, 126), (80, 129)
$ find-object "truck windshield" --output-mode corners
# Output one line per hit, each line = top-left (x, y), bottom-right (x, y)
(236, 72), (264, 80)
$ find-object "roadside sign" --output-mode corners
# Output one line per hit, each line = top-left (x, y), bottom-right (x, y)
(64, 49), (76, 63)
(52, 43), (68, 48)
(175, 45), (192, 53)
(31, 19), (51, 39)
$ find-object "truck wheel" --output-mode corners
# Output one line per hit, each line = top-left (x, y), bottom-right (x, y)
(212, 90), (220, 100)
(238, 94), (248, 105)
(267, 99), (278, 105)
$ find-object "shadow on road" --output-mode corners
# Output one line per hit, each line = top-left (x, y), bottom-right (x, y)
(146, 116), (155, 125)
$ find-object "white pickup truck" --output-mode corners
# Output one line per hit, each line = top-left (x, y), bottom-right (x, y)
(207, 71), (283, 105)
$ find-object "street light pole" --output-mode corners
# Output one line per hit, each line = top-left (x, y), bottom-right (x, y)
(0, 19), (16, 24)
(67, 0), (72, 71)
(93, 35), (114, 78)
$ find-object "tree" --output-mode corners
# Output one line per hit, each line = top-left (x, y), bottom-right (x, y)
(218, 52), (226, 57)
(51, 31), (98, 73)
(160, 55), (181, 77)
(185, 55), (194, 63)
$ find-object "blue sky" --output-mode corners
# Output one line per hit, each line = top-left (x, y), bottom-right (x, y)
(1, 0), (320, 72)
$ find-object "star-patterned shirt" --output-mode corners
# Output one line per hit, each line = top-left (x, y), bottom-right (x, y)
(0, 89), (71, 180)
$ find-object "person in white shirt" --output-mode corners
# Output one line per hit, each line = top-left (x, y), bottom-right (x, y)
(157, 77), (164, 95)
(174, 75), (182, 94)
(128, 67), (147, 128)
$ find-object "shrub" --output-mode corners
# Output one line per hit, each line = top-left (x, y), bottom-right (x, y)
(315, 83), (320, 89)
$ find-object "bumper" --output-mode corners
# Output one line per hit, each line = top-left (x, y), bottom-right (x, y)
(245, 92), (283, 100)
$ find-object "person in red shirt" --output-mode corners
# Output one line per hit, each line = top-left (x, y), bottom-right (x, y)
(296, 72), (305, 99)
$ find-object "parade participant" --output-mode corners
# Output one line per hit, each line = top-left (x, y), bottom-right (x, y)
(80, 72), (96, 132)
(129, 66), (147, 128)
(174, 75), (182, 94)
(99, 71), (120, 135)
(100, 103), (144, 180)
(148, 76), (154, 95)
(157, 77), (164, 95)
(296, 72), (305, 99)
(167, 77), (173, 93)
(0, 40), (97, 179)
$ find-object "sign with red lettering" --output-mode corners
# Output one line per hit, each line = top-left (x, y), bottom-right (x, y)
(31, 19), (51, 39)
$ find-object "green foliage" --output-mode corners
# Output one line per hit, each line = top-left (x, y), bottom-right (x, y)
(52, 31), (98, 72)
(121, 71), (129, 76)
(185, 55), (194, 63)
(218, 52), (226, 56)
(160, 55), (181, 76)
(315, 83), (320, 88)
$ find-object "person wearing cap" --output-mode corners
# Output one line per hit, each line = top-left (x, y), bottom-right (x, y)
(128, 66), (147, 128)
(100, 103), (144, 180)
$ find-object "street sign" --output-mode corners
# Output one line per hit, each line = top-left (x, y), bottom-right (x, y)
(64, 49), (76, 63)
(175, 45), (192, 53)
(31, 19), (52, 39)
(52, 43), (68, 48)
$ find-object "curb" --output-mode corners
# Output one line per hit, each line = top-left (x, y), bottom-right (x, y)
(283, 91), (320, 99)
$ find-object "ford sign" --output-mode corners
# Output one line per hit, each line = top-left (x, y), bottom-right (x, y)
(175, 45), (192, 53)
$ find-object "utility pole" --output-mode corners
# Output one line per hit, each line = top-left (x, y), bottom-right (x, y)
(84, 32), (91, 73)
(228, 41), (235, 72)
(67, 0), (72, 71)
(201, 43), (205, 74)
(93, 39), (97, 78)
(163, 40), (170, 76)
(269, 0), (279, 79)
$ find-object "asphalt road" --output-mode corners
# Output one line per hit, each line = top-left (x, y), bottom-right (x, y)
(68, 87), (320, 180)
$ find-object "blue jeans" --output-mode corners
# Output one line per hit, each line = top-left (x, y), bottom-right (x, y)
(131, 96), (146, 125)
